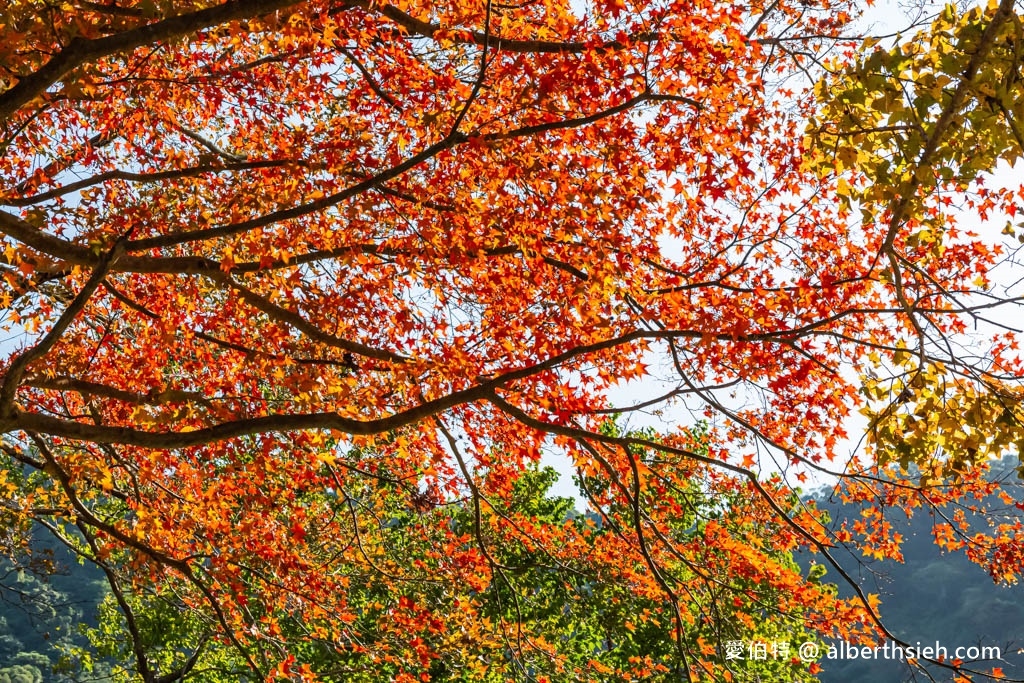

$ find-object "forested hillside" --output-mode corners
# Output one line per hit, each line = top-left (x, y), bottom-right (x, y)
(815, 460), (1024, 682)
(0, 534), (107, 682)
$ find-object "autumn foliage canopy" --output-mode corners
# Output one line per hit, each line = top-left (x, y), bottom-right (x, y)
(2, 0), (1024, 680)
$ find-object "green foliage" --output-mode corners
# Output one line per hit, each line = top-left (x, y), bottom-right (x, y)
(0, 665), (43, 683)
(73, 441), (827, 682)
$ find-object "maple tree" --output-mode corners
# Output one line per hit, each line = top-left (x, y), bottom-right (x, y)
(1, 0), (1024, 680)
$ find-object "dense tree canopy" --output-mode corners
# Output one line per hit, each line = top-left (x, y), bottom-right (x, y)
(1, 0), (1024, 680)
(72, 458), (835, 681)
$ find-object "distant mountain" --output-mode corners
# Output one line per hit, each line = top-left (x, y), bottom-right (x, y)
(0, 532), (108, 681)
(809, 459), (1024, 683)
